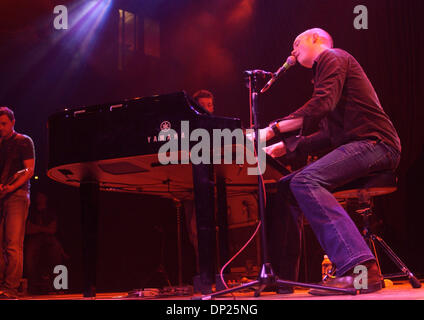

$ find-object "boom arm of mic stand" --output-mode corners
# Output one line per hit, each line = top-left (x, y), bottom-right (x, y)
(244, 69), (273, 78)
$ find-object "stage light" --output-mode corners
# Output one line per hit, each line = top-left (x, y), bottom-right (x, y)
(0, 0), (114, 98)
(48, 0), (114, 80)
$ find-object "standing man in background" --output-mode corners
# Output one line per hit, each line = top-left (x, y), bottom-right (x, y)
(0, 106), (35, 299)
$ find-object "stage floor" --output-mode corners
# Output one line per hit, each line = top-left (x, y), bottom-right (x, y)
(17, 279), (424, 300)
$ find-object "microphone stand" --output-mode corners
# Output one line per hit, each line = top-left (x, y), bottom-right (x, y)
(194, 70), (357, 300)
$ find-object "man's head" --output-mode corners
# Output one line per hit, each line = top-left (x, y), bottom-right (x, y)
(0, 106), (15, 138)
(193, 90), (214, 114)
(291, 28), (333, 68)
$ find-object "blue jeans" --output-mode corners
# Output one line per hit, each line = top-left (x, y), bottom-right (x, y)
(0, 189), (30, 295)
(271, 139), (400, 278)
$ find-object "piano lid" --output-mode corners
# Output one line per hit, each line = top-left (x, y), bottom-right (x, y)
(47, 91), (241, 168)
(47, 91), (289, 198)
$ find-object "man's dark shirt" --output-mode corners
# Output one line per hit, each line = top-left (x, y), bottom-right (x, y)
(283, 48), (401, 156)
(0, 132), (35, 192)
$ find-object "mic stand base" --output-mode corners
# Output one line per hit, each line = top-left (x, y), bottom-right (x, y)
(192, 263), (357, 300)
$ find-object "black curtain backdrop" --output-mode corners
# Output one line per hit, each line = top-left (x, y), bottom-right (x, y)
(1, 0), (423, 292)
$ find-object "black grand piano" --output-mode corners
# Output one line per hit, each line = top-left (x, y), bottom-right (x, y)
(47, 91), (289, 297)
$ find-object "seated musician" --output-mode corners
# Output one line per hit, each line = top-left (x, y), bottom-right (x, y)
(260, 28), (401, 295)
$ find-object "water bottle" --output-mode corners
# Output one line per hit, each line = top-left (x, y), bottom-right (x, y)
(321, 255), (333, 280)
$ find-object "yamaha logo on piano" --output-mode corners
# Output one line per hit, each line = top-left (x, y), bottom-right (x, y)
(147, 132), (183, 143)
(147, 120), (186, 143)
(160, 121), (171, 132)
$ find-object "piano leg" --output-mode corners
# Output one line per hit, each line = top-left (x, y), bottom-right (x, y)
(192, 163), (216, 294)
(80, 181), (99, 298)
(216, 177), (229, 276)
(173, 199), (183, 287)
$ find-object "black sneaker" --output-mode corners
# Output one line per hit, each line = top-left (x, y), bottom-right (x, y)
(309, 260), (382, 296)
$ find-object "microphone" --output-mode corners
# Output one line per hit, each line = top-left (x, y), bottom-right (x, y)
(260, 56), (296, 93)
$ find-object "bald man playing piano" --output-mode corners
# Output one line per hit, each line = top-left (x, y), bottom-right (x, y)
(259, 28), (401, 295)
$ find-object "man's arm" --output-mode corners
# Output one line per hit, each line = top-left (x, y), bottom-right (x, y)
(262, 118), (304, 141)
(247, 118), (304, 142)
(262, 50), (348, 141)
(0, 158), (34, 196)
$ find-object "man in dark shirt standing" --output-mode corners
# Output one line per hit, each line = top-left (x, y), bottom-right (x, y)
(0, 106), (35, 299)
(261, 28), (401, 295)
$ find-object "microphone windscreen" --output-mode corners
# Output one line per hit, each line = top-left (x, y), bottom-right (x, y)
(287, 55), (297, 66)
